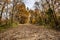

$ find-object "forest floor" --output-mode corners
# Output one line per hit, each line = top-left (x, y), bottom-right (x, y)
(0, 24), (60, 40)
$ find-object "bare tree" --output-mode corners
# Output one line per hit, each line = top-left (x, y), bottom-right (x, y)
(0, 0), (6, 25)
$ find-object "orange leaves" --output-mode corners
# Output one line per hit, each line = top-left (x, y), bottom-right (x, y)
(15, 3), (29, 17)
(15, 3), (25, 10)
(14, 2), (30, 23)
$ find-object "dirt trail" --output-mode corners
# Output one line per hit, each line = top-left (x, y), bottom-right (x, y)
(0, 24), (60, 40)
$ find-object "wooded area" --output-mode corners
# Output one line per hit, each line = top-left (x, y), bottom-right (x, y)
(0, 0), (60, 40)
(0, 0), (60, 30)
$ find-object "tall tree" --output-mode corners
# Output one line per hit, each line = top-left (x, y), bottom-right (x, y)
(0, 0), (6, 25)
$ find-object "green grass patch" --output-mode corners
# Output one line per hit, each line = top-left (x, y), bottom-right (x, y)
(11, 22), (18, 28)
(0, 22), (19, 32)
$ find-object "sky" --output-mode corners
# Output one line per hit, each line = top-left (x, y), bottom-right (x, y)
(23, 0), (39, 10)
(10, 0), (40, 10)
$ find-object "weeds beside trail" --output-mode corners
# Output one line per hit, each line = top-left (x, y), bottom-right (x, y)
(0, 24), (60, 40)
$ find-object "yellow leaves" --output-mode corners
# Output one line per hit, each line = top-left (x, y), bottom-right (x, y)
(14, 2), (30, 24)
(32, 18), (36, 24)
(15, 3), (29, 17)
(15, 3), (25, 10)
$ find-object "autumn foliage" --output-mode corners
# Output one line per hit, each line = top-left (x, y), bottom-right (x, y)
(0, 0), (60, 30)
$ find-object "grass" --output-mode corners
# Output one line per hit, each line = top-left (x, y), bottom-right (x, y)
(0, 22), (19, 32)
(12, 22), (19, 28)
